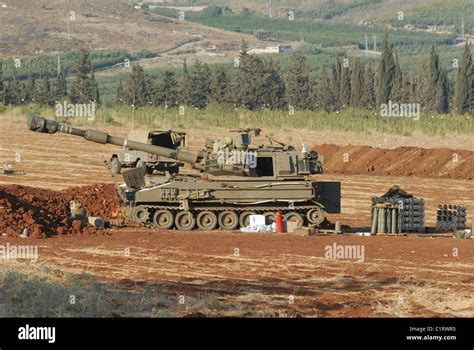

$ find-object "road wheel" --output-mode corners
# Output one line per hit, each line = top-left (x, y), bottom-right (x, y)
(175, 211), (195, 231)
(152, 209), (174, 230)
(196, 211), (218, 230)
(239, 211), (256, 228)
(111, 157), (121, 174)
(283, 212), (303, 228)
(218, 211), (239, 230)
(307, 208), (326, 226)
(132, 206), (149, 224)
(263, 212), (276, 225)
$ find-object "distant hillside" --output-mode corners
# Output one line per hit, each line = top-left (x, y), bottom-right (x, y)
(149, 0), (472, 33)
(0, 0), (258, 57)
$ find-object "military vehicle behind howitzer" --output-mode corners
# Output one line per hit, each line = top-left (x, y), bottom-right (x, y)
(28, 115), (341, 231)
(110, 129), (187, 175)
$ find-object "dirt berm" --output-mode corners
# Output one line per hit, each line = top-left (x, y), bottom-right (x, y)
(316, 144), (474, 180)
(0, 184), (121, 238)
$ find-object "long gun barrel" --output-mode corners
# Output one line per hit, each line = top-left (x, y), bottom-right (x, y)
(28, 115), (205, 170)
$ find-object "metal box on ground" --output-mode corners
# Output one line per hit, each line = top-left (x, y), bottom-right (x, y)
(436, 204), (467, 231)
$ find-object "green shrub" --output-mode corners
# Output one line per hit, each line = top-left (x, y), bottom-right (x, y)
(201, 5), (222, 18)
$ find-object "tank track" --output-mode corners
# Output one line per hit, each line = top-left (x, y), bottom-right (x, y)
(124, 203), (326, 231)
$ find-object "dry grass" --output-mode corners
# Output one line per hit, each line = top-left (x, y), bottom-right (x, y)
(375, 279), (474, 317)
(0, 262), (176, 317)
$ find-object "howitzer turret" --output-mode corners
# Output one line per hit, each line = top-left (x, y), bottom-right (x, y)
(28, 115), (341, 231)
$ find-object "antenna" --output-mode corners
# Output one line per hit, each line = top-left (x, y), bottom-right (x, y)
(461, 14), (465, 41)
(373, 34), (377, 52)
(296, 134), (307, 153)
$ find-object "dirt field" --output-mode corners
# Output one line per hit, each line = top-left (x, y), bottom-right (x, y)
(2, 230), (474, 317)
(0, 115), (473, 317)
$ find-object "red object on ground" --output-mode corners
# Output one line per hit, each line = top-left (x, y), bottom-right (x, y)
(276, 211), (283, 233)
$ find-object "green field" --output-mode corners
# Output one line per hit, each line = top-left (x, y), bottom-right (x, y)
(153, 7), (456, 48)
(150, 0), (473, 30)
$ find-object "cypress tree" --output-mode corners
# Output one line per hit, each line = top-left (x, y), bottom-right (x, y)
(435, 67), (449, 113)
(376, 32), (396, 106)
(453, 43), (472, 114)
(428, 45), (440, 88)
(34, 71), (52, 105)
(0, 61), (3, 104)
(390, 52), (405, 103)
(331, 57), (342, 109)
(57, 65), (67, 99)
(408, 76), (418, 102)
(361, 64), (376, 109)
(23, 71), (35, 103)
(339, 57), (351, 108)
(471, 69), (474, 112)
(235, 42), (260, 109)
(414, 65), (429, 105)
(89, 69), (100, 103)
(8, 67), (20, 105)
(421, 45), (442, 110)
(350, 59), (365, 107)
(315, 67), (335, 112)
(285, 52), (311, 110)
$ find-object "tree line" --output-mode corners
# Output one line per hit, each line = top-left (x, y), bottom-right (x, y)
(0, 35), (472, 115)
(0, 49), (99, 106)
(117, 35), (472, 115)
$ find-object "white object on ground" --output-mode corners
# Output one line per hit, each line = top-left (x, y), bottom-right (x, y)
(240, 223), (276, 233)
(249, 215), (266, 226)
(88, 216), (105, 228)
(355, 232), (371, 236)
(20, 228), (28, 238)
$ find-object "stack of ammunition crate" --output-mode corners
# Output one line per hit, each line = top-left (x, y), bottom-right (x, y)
(371, 197), (425, 234)
(436, 204), (467, 230)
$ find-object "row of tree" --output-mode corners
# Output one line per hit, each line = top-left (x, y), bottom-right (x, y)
(0, 49), (99, 106)
(0, 36), (471, 114)
(117, 36), (472, 114)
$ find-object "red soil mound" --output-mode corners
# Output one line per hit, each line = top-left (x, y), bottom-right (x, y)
(315, 144), (474, 180)
(0, 184), (121, 238)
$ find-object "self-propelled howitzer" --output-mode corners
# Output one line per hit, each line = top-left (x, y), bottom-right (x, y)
(28, 115), (341, 230)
